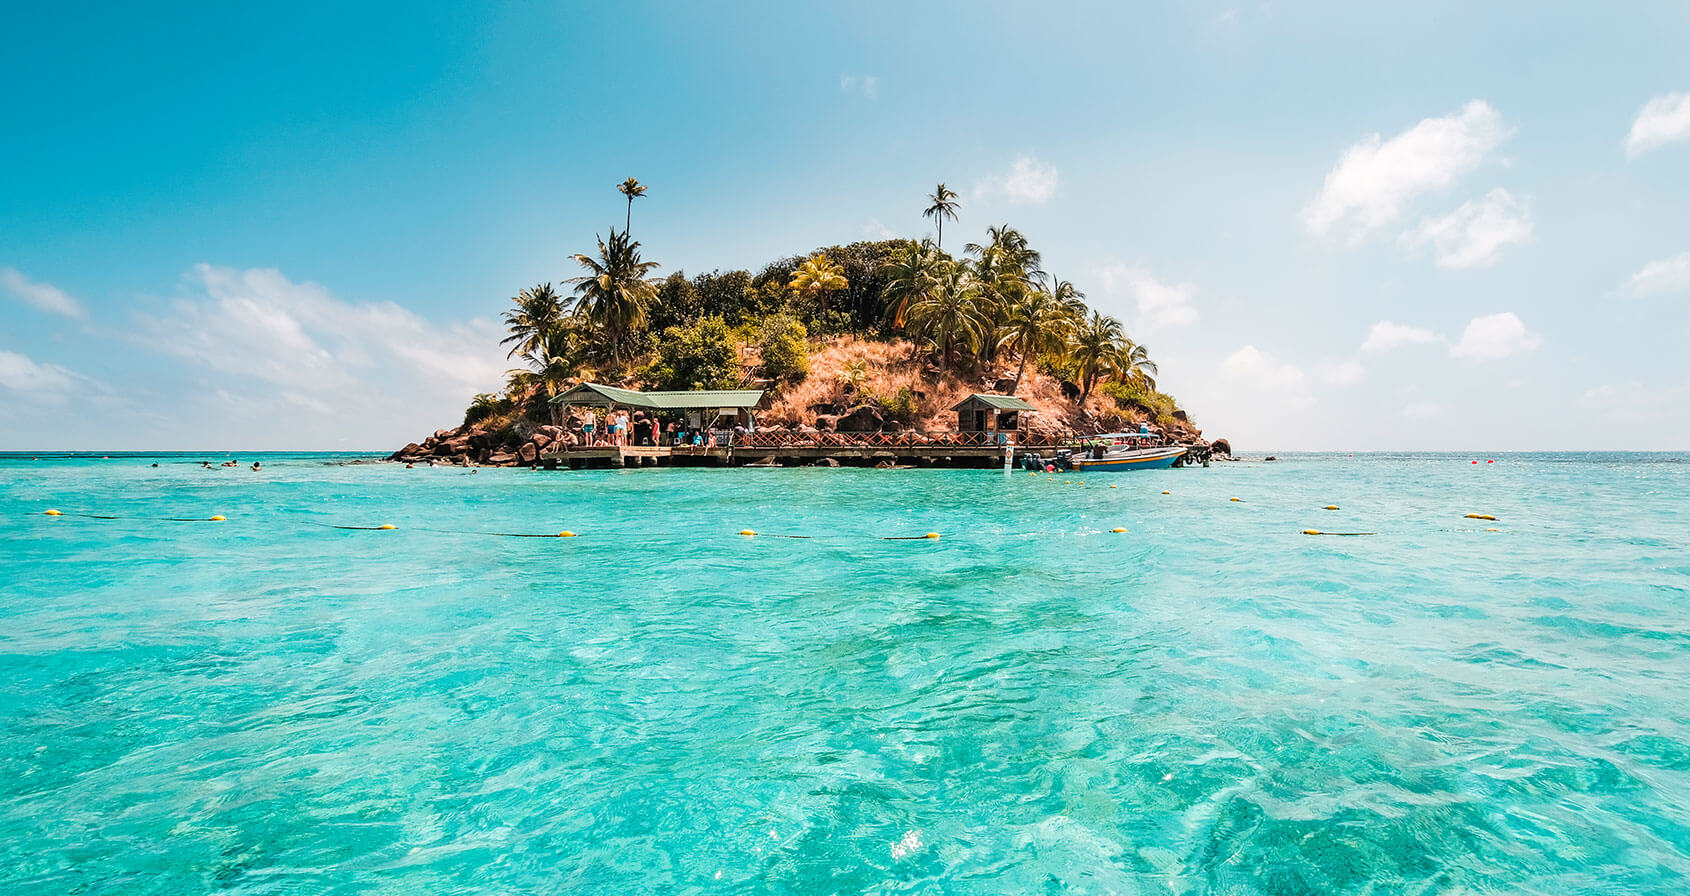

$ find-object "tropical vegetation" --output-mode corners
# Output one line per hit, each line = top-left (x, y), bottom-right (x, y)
(477, 179), (1187, 433)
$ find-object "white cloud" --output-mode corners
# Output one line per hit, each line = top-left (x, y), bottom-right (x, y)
(1579, 381), (1689, 425)
(1095, 264), (1197, 329)
(1, 268), (86, 319)
(1450, 312), (1541, 361)
(1322, 359), (1366, 386)
(974, 156), (1059, 206)
(839, 74), (879, 98)
(0, 349), (80, 397)
(1401, 188), (1533, 268)
(1624, 252), (1690, 297)
(1360, 320), (1442, 354)
(1302, 101), (1511, 243)
(1626, 91), (1690, 157)
(137, 263), (507, 411)
(1220, 345), (1309, 405)
(861, 219), (896, 240)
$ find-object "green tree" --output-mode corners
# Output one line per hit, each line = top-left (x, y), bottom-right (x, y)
(998, 278), (1083, 393)
(788, 253), (849, 317)
(923, 183), (960, 248)
(1118, 339), (1158, 391)
(505, 329), (579, 423)
(881, 241), (948, 329)
(500, 283), (568, 359)
(903, 266), (988, 373)
(756, 314), (809, 382)
(646, 316), (743, 390)
(618, 177), (647, 233)
(569, 228), (660, 364)
(1071, 311), (1127, 400)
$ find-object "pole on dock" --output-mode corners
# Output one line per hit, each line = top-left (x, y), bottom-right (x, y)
(1003, 438), (1014, 477)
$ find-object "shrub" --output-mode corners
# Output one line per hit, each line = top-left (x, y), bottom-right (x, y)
(756, 314), (810, 382)
(645, 316), (742, 391)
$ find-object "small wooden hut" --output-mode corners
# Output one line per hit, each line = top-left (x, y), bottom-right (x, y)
(952, 393), (1036, 443)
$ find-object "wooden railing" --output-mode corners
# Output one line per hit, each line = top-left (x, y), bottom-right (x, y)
(733, 429), (1014, 449)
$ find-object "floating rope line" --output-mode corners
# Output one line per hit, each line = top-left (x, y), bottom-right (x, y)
(40, 509), (226, 522)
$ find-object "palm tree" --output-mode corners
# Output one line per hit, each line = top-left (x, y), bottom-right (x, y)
(506, 329), (579, 424)
(998, 278), (1084, 393)
(1071, 311), (1127, 400)
(617, 178), (647, 233)
(923, 183), (960, 248)
(1118, 339), (1159, 391)
(903, 266), (988, 373)
(881, 241), (947, 329)
(500, 283), (568, 359)
(569, 228), (660, 364)
(966, 226), (1044, 359)
(788, 253), (848, 316)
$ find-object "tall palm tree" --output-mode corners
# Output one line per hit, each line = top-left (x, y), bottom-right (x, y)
(923, 183), (960, 248)
(966, 226), (1044, 359)
(569, 228), (660, 364)
(1071, 311), (1127, 400)
(500, 283), (568, 359)
(788, 253), (848, 315)
(998, 278), (1084, 393)
(903, 266), (988, 374)
(617, 178), (647, 233)
(881, 241), (947, 329)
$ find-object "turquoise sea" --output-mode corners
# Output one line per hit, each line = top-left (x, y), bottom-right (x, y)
(3, 452), (1689, 894)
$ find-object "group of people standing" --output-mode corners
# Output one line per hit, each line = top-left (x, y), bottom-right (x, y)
(573, 410), (725, 448)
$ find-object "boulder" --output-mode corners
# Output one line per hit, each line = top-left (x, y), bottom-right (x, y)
(836, 405), (884, 433)
(433, 428), (453, 440)
(530, 432), (553, 450)
(814, 457), (840, 467)
(1210, 438), (1232, 456)
(488, 451), (516, 465)
(517, 443), (539, 464)
(814, 414), (839, 432)
(390, 442), (421, 461)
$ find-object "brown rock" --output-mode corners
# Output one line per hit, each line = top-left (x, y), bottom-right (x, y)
(434, 429), (453, 440)
(530, 432), (553, 450)
(836, 405), (883, 433)
(1211, 438), (1232, 456)
(517, 443), (539, 464)
(814, 414), (839, 432)
(488, 451), (516, 465)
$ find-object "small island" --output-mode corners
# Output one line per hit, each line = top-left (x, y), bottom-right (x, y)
(392, 183), (1223, 469)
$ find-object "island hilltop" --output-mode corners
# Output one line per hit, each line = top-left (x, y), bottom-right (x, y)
(393, 182), (1220, 467)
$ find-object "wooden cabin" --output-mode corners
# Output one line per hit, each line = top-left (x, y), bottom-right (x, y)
(952, 393), (1036, 443)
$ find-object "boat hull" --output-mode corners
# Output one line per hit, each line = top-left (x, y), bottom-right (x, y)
(1070, 446), (1187, 470)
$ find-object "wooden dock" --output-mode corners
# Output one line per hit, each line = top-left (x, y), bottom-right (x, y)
(540, 443), (1033, 469)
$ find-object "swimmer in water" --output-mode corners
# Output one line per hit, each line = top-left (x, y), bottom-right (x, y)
(251, 461), (261, 471)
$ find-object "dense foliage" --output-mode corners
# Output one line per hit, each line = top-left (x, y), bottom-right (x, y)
(484, 184), (1178, 429)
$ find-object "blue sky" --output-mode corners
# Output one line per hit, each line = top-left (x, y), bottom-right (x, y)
(3, 1), (1688, 450)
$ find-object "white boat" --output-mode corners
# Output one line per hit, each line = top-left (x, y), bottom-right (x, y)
(1068, 433), (1186, 470)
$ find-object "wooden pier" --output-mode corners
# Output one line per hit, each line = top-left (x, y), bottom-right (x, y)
(539, 443), (1032, 469)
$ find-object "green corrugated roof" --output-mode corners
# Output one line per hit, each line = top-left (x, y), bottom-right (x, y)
(551, 383), (764, 410)
(952, 393), (1037, 411)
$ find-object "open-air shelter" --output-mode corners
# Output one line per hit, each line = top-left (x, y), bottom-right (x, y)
(550, 383), (767, 430)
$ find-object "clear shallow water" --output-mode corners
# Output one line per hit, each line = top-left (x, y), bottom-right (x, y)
(3, 452), (1689, 894)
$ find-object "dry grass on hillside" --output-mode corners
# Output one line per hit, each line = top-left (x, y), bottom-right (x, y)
(761, 336), (1152, 438)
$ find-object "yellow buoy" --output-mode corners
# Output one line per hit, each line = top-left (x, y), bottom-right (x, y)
(1464, 513), (1497, 521)
(739, 529), (757, 536)
(558, 530), (577, 537)
(923, 532), (941, 539)
(1230, 497), (1242, 502)
(209, 515), (226, 521)
(1111, 527), (1127, 533)
(1162, 490), (1170, 495)
(377, 524), (397, 530)
(44, 509), (62, 516)
(1109, 485), (1117, 489)
(1323, 505), (1339, 511)
(1303, 529), (1322, 535)
(1485, 527), (1499, 532)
